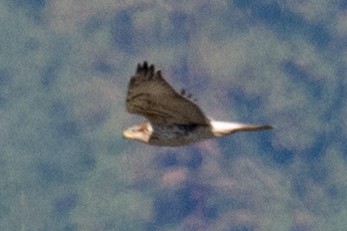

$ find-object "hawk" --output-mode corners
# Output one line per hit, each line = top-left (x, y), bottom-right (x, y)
(123, 61), (272, 146)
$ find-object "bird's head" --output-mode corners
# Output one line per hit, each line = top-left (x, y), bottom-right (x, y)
(123, 122), (153, 143)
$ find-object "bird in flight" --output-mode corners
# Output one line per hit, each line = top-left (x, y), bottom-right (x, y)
(123, 61), (272, 146)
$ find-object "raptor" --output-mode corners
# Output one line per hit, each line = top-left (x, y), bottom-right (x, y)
(123, 61), (272, 146)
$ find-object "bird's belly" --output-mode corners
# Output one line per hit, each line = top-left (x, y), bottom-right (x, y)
(148, 124), (213, 146)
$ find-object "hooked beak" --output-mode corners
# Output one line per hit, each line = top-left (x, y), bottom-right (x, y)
(123, 129), (133, 139)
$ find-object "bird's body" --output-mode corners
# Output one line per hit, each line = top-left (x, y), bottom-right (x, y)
(147, 122), (212, 146)
(123, 61), (272, 146)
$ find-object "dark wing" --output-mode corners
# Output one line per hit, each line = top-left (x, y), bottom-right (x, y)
(126, 61), (209, 125)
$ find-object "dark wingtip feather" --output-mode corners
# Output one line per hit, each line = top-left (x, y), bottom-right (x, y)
(136, 63), (141, 73)
(136, 61), (158, 78)
(149, 64), (155, 76)
(136, 61), (148, 74)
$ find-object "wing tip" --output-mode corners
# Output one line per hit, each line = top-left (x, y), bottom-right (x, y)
(135, 61), (158, 78)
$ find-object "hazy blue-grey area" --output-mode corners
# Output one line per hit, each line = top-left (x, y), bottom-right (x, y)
(1, 0), (346, 230)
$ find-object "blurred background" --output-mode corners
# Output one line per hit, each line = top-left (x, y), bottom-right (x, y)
(1, 0), (346, 230)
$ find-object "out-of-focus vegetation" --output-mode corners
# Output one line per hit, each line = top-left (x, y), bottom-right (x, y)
(1, 0), (346, 230)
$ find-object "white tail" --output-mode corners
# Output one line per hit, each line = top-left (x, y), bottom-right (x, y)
(210, 120), (272, 137)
